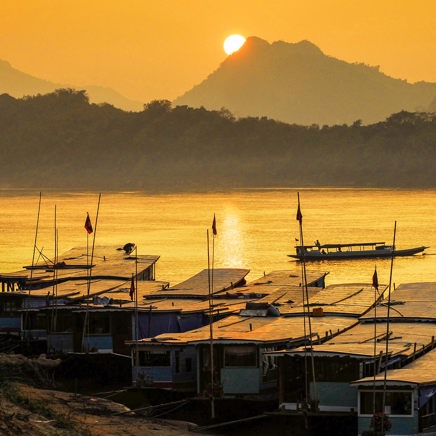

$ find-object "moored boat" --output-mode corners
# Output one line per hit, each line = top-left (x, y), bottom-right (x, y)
(289, 241), (428, 261)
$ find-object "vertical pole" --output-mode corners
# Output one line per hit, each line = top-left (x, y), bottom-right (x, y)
(24, 192), (42, 342)
(54, 222), (59, 333)
(372, 268), (377, 416)
(382, 221), (396, 429)
(30, 192), (42, 285)
(82, 193), (101, 352)
(297, 192), (318, 408)
(207, 229), (215, 420)
(135, 246), (139, 368)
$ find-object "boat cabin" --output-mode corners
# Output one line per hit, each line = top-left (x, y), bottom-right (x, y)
(352, 349), (436, 435)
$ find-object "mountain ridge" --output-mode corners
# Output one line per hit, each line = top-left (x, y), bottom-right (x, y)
(0, 59), (143, 111)
(174, 37), (436, 125)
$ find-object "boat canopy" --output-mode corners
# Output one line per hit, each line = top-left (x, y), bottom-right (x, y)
(295, 242), (386, 249)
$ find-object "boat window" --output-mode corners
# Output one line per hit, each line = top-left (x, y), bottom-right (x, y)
(185, 357), (192, 372)
(359, 390), (413, 416)
(0, 300), (21, 312)
(89, 313), (110, 334)
(224, 345), (257, 367)
(138, 350), (171, 367)
(314, 356), (360, 381)
(175, 350), (180, 373)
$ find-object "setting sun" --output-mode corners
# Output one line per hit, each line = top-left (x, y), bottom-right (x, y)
(223, 34), (246, 55)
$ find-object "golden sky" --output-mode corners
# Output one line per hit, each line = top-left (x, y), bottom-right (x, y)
(1, 0), (435, 103)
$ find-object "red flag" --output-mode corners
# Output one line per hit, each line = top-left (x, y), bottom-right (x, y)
(372, 268), (379, 291)
(84, 213), (93, 234)
(212, 214), (217, 236)
(129, 276), (135, 301)
(296, 204), (302, 224)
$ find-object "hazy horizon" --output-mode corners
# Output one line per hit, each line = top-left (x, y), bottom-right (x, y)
(1, 0), (435, 103)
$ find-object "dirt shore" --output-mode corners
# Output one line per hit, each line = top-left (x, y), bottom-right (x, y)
(0, 353), (205, 435)
(0, 381), (207, 435)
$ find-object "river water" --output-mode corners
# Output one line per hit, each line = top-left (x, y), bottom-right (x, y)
(0, 189), (435, 288)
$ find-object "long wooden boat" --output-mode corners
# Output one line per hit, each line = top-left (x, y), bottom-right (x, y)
(289, 241), (428, 261)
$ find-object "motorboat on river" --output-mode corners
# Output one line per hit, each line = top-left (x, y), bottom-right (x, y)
(289, 241), (428, 261)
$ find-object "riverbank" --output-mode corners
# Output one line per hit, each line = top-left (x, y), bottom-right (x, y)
(0, 354), (203, 435)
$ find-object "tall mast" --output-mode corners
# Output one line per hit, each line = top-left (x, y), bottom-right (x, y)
(81, 193), (101, 352)
(207, 213), (217, 420)
(134, 245), (139, 367)
(296, 192), (318, 409)
(382, 221), (396, 426)
(24, 193), (42, 338)
(30, 192), (42, 285)
(371, 265), (380, 416)
(207, 228), (215, 420)
(51, 205), (58, 333)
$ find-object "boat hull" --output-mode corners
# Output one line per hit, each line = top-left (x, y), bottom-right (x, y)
(289, 246), (428, 261)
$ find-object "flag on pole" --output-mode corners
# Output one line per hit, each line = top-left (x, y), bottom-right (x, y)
(129, 276), (135, 301)
(296, 204), (302, 224)
(84, 213), (93, 234)
(372, 268), (379, 291)
(212, 214), (217, 236)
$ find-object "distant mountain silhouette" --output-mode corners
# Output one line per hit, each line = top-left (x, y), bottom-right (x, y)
(174, 37), (436, 125)
(0, 59), (143, 111)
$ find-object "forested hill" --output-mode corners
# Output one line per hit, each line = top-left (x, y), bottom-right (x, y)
(174, 38), (436, 126)
(0, 89), (435, 191)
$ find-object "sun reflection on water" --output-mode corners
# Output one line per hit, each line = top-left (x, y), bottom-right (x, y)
(216, 208), (246, 269)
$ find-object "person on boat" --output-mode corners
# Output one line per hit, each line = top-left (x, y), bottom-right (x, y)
(315, 240), (321, 248)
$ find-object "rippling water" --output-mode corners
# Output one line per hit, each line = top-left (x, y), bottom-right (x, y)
(0, 189), (435, 287)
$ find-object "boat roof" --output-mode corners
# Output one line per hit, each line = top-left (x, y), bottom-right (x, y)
(0, 245), (160, 284)
(14, 278), (168, 304)
(146, 268), (249, 299)
(360, 282), (436, 321)
(268, 282), (436, 358)
(133, 280), (387, 346)
(274, 283), (388, 317)
(272, 320), (435, 359)
(215, 270), (328, 300)
(296, 242), (386, 249)
(135, 314), (358, 346)
(351, 348), (436, 387)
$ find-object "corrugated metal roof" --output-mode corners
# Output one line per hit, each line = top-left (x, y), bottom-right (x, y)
(137, 314), (357, 345)
(274, 321), (435, 358)
(1, 245), (159, 283)
(352, 349), (436, 386)
(147, 268), (249, 298)
(255, 283), (385, 317)
(246, 270), (327, 288)
(360, 282), (436, 321)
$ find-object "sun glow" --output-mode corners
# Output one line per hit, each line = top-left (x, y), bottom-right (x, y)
(223, 34), (246, 55)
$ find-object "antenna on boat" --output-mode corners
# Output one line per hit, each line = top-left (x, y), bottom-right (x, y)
(81, 193), (101, 352)
(296, 192), (318, 411)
